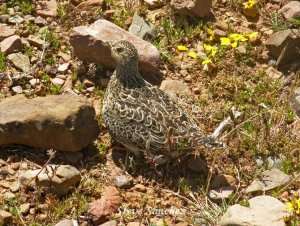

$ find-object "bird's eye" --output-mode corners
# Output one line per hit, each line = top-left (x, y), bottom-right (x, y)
(116, 47), (123, 52)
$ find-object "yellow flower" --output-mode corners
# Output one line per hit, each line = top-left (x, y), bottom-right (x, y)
(247, 32), (258, 39)
(207, 28), (214, 41)
(287, 202), (294, 212)
(231, 41), (238, 48)
(188, 51), (197, 59)
(220, 37), (231, 46)
(243, 0), (256, 9)
(229, 33), (248, 42)
(177, 45), (188, 51)
(204, 44), (217, 57)
(202, 58), (211, 65)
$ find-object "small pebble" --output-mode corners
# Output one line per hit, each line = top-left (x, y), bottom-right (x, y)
(115, 175), (132, 189)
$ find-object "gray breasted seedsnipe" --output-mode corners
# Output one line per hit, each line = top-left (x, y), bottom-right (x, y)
(102, 40), (215, 164)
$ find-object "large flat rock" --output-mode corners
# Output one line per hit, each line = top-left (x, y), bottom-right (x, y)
(265, 29), (300, 65)
(0, 94), (100, 152)
(219, 196), (289, 226)
(69, 19), (160, 72)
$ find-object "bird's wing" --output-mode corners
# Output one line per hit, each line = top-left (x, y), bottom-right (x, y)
(105, 83), (204, 152)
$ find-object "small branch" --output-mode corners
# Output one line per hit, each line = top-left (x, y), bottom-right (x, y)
(25, 149), (56, 187)
(212, 107), (242, 139)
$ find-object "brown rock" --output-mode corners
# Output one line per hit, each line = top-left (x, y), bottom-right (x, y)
(187, 156), (208, 175)
(265, 29), (300, 66)
(0, 95), (100, 152)
(279, 1), (300, 20)
(0, 35), (22, 55)
(36, 0), (57, 18)
(88, 186), (121, 224)
(160, 79), (191, 100)
(210, 175), (237, 189)
(0, 24), (15, 41)
(213, 28), (227, 41)
(70, 19), (160, 72)
(27, 35), (44, 48)
(171, 0), (212, 17)
(0, 210), (12, 224)
(76, 0), (104, 10)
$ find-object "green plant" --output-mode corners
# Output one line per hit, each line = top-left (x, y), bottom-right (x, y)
(0, 7), (9, 15)
(49, 84), (63, 95)
(40, 71), (51, 82)
(98, 143), (107, 157)
(93, 87), (104, 97)
(281, 159), (293, 174)
(0, 53), (5, 72)
(76, 83), (86, 92)
(8, 0), (35, 14)
(271, 12), (290, 32)
(24, 46), (33, 57)
(56, 3), (65, 18)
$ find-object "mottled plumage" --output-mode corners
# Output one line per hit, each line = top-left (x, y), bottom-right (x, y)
(102, 40), (213, 163)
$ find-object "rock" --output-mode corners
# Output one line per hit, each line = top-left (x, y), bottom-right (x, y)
(291, 87), (300, 116)
(267, 156), (284, 169)
(265, 29), (300, 66)
(0, 15), (10, 23)
(127, 223), (145, 226)
(279, 1), (300, 20)
(58, 52), (71, 62)
(19, 165), (81, 196)
(0, 35), (22, 55)
(27, 35), (44, 48)
(64, 152), (83, 163)
(54, 219), (78, 226)
(7, 53), (30, 72)
(12, 85), (23, 94)
(115, 175), (132, 188)
(213, 28), (227, 40)
(70, 19), (160, 72)
(83, 79), (95, 88)
(0, 24), (15, 41)
(10, 181), (19, 192)
(160, 80), (191, 100)
(51, 77), (65, 86)
(128, 13), (157, 40)
(208, 186), (235, 202)
(210, 175), (236, 189)
(187, 156), (208, 175)
(88, 186), (121, 224)
(58, 63), (70, 73)
(0, 210), (12, 224)
(219, 195), (289, 226)
(134, 184), (146, 192)
(8, 15), (24, 24)
(265, 66), (283, 80)
(236, 45), (247, 54)
(100, 220), (118, 226)
(34, 16), (47, 26)
(246, 168), (291, 193)
(36, 0), (57, 18)
(144, 0), (163, 9)
(3, 191), (15, 199)
(0, 95), (100, 152)
(24, 15), (35, 22)
(19, 203), (30, 215)
(170, 0), (212, 17)
(29, 78), (40, 87)
(45, 65), (58, 76)
(76, 0), (104, 10)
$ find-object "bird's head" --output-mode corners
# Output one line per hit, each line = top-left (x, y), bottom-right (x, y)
(107, 40), (139, 67)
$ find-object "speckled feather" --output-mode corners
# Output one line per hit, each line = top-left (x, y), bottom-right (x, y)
(102, 41), (212, 160)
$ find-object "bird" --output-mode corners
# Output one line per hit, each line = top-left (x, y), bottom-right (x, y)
(102, 40), (216, 165)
